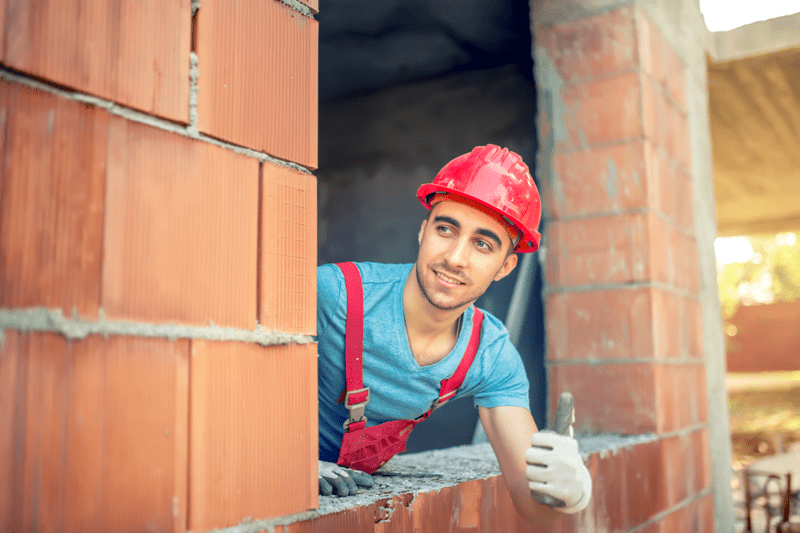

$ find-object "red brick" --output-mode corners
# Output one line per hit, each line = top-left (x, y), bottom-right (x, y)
(260, 163), (317, 335)
(546, 214), (650, 287)
(546, 289), (655, 362)
(651, 290), (704, 360)
(0, 81), (106, 318)
(685, 298), (703, 360)
(301, 0), (319, 14)
(102, 117), (259, 328)
(454, 479), (482, 528)
(282, 473), (584, 532)
(645, 493), (714, 533)
(18, 333), (70, 533)
(410, 486), (458, 531)
(558, 71), (643, 150)
(3, 333), (189, 533)
(4, 0), (190, 122)
(655, 364), (708, 433)
(646, 214), (672, 287)
(82, 336), (189, 533)
(189, 341), (317, 529)
(659, 428), (710, 511)
(538, 7), (638, 85)
(626, 437), (670, 525)
(644, 142), (695, 231)
(635, 10), (666, 90)
(589, 449), (629, 531)
(0, 0), (6, 59)
(669, 229), (701, 294)
(283, 506), (374, 533)
(196, 0), (318, 168)
(644, 215), (700, 293)
(695, 492), (715, 533)
(549, 363), (658, 434)
(0, 331), (20, 529)
(644, 143), (672, 222)
(693, 428), (712, 492)
(641, 76), (691, 172)
(545, 142), (648, 218)
(590, 438), (675, 530)
(635, 11), (688, 113)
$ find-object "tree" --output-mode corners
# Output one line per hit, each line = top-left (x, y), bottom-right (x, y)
(717, 232), (800, 321)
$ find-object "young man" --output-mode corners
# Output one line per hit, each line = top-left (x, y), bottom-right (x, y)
(316, 145), (592, 523)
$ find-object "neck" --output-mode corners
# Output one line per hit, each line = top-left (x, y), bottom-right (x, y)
(402, 265), (468, 346)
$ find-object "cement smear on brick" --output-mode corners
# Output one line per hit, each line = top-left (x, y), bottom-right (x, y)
(188, 51), (199, 135)
(0, 308), (313, 346)
(275, 0), (314, 18)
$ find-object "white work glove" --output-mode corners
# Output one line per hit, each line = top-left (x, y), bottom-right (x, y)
(318, 460), (374, 497)
(525, 432), (592, 514)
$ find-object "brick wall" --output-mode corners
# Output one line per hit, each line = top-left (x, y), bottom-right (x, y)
(0, 1), (319, 531)
(533, 5), (713, 531)
(0, 0), (726, 531)
(726, 301), (800, 372)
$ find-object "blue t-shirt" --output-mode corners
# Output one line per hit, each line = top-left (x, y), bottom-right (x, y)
(316, 262), (530, 462)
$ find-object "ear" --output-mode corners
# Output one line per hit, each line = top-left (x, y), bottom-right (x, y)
(493, 252), (518, 282)
(418, 219), (427, 245)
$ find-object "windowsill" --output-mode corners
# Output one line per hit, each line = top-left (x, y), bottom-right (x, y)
(317, 433), (658, 516)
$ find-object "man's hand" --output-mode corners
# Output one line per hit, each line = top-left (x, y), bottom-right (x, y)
(318, 460), (374, 497)
(525, 432), (592, 514)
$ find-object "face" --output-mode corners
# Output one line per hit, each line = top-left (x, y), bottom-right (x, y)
(415, 201), (518, 311)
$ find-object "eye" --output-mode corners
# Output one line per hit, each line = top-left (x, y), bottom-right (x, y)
(475, 239), (493, 252)
(437, 225), (454, 236)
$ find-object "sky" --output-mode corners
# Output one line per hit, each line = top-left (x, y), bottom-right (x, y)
(714, 237), (754, 265)
(699, 0), (800, 31)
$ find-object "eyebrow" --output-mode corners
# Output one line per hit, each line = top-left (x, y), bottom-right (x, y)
(433, 215), (503, 249)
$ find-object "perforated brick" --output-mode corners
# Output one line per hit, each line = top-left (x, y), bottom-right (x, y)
(3, 0), (191, 122)
(0, 81), (106, 318)
(102, 117), (259, 328)
(196, 0), (318, 168)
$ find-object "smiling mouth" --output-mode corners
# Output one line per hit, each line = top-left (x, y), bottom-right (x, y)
(434, 270), (464, 285)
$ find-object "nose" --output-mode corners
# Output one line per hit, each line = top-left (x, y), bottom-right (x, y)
(444, 235), (470, 268)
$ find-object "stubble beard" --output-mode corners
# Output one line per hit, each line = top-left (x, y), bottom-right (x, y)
(415, 263), (482, 311)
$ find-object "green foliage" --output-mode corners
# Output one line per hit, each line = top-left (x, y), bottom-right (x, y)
(716, 232), (800, 319)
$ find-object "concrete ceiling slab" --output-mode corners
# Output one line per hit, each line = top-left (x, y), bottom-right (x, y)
(708, 13), (800, 236)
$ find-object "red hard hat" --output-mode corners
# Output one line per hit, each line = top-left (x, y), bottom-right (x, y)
(416, 145), (542, 253)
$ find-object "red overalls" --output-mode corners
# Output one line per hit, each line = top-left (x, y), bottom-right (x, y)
(334, 262), (484, 474)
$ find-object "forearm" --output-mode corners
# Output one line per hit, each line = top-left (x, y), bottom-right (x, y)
(505, 472), (563, 525)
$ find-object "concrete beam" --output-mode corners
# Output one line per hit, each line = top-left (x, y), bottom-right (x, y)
(712, 11), (800, 63)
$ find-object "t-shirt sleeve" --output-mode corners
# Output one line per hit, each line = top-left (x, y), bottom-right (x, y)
(471, 334), (531, 411)
(316, 263), (344, 339)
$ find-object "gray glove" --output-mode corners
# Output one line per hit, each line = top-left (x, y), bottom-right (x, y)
(318, 460), (374, 496)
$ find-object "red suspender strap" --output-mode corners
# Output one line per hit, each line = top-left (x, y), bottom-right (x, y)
(431, 308), (484, 411)
(335, 262), (370, 431)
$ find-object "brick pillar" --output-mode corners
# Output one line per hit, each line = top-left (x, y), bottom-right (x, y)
(533, 2), (727, 530)
(0, 1), (319, 532)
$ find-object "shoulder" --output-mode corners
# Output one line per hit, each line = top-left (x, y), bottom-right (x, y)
(471, 306), (525, 373)
(354, 262), (413, 285)
(474, 307), (513, 347)
(318, 262), (411, 287)
(466, 306), (530, 407)
(317, 263), (345, 299)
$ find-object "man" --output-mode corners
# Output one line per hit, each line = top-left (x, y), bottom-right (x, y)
(316, 145), (592, 523)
